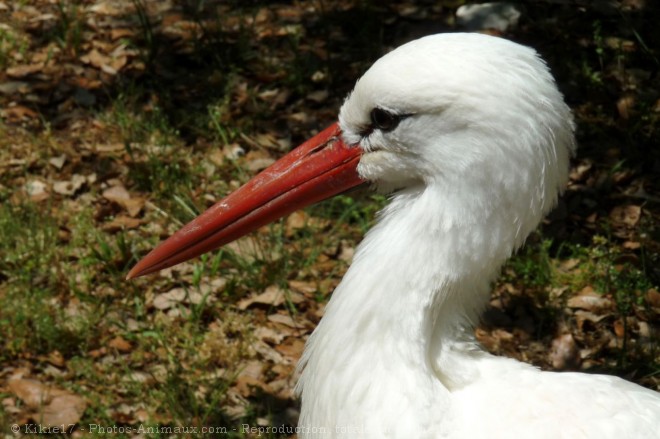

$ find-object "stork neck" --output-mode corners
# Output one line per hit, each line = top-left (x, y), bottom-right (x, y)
(297, 184), (518, 435)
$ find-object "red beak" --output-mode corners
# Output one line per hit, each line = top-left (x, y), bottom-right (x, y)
(127, 123), (363, 279)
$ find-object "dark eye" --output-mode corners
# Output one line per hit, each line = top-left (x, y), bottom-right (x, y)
(370, 108), (405, 132)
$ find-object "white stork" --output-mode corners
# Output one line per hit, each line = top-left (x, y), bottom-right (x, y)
(128, 33), (660, 438)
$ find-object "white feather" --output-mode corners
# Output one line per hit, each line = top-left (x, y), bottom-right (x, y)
(295, 33), (660, 438)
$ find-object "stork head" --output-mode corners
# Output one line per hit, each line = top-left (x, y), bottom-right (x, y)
(127, 33), (575, 279)
(340, 33), (575, 204)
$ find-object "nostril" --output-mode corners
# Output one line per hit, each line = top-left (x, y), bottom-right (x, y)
(304, 136), (342, 158)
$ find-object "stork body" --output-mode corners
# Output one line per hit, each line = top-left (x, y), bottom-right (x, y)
(129, 34), (660, 438)
(296, 181), (660, 439)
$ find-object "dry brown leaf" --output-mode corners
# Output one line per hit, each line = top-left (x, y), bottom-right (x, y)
(275, 338), (305, 359)
(622, 240), (641, 250)
(550, 333), (580, 369)
(89, 2), (122, 15)
(238, 285), (286, 310)
(245, 157), (276, 172)
(255, 326), (287, 344)
(9, 378), (50, 408)
(0, 80), (30, 94)
(267, 313), (311, 331)
(286, 211), (308, 235)
(338, 241), (355, 263)
(95, 143), (125, 153)
(306, 89), (328, 103)
(48, 351), (65, 368)
(42, 394), (86, 427)
(102, 215), (142, 232)
(1, 105), (39, 121)
(81, 49), (115, 73)
(558, 258), (580, 272)
(226, 237), (271, 262)
(617, 94), (635, 119)
(575, 309), (607, 332)
(613, 319), (626, 338)
(24, 180), (49, 202)
(152, 287), (213, 310)
(6, 63), (44, 78)
(8, 378), (86, 427)
(110, 28), (136, 40)
(2, 397), (19, 415)
(88, 347), (107, 359)
(645, 289), (660, 308)
(48, 154), (66, 169)
(638, 321), (651, 338)
(569, 160), (592, 182)
(103, 185), (144, 216)
(110, 56), (128, 72)
(235, 375), (271, 398)
(609, 205), (641, 227)
(240, 361), (264, 380)
(102, 184), (130, 202)
(53, 174), (87, 196)
(288, 280), (317, 296)
(108, 336), (132, 352)
(567, 287), (613, 311)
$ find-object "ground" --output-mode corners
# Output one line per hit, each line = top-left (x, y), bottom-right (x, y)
(0, 0), (658, 437)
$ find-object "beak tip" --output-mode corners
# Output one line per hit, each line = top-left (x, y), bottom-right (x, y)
(126, 264), (146, 280)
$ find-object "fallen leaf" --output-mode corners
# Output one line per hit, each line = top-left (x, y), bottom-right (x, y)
(48, 154), (66, 169)
(238, 285), (286, 309)
(267, 313), (310, 331)
(152, 287), (213, 310)
(0, 81), (30, 94)
(286, 211), (308, 235)
(617, 94), (635, 119)
(110, 28), (135, 40)
(558, 258), (580, 272)
(81, 49), (117, 74)
(103, 185), (144, 216)
(288, 280), (317, 296)
(275, 338), (305, 359)
(574, 310), (608, 331)
(1, 105), (39, 122)
(8, 378), (86, 427)
(95, 143), (125, 153)
(338, 240), (355, 263)
(53, 174), (86, 196)
(646, 289), (660, 308)
(102, 215), (142, 232)
(48, 351), (65, 367)
(306, 89), (328, 103)
(609, 205), (641, 227)
(24, 180), (49, 202)
(255, 326), (287, 344)
(108, 336), (132, 352)
(638, 321), (651, 338)
(9, 378), (50, 407)
(102, 184), (130, 202)
(6, 63), (44, 78)
(567, 287), (613, 311)
(613, 319), (626, 338)
(245, 157), (275, 172)
(550, 333), (580, 369)
(89, 2), (122, 15)
(42, 393), (86, 427)
(235, 375), (271, 398)
(622, 240), (641, 250)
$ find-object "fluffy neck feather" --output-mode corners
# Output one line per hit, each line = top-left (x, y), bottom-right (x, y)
(296, 176), (535, 436)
